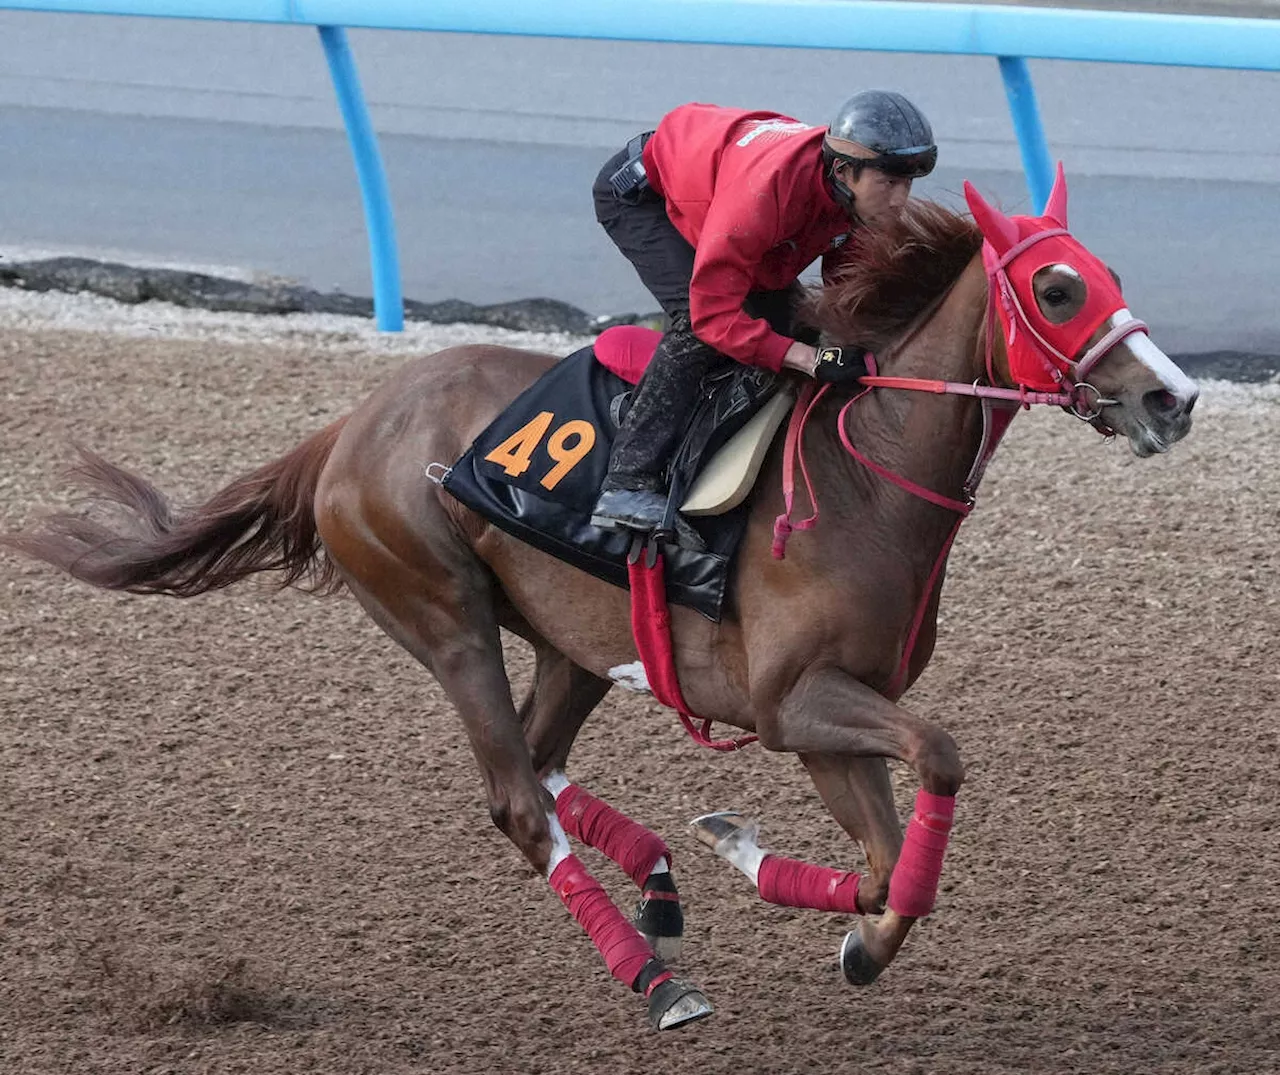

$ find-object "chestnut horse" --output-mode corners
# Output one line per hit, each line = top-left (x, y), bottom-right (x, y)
(4, 170), (1198, 1031)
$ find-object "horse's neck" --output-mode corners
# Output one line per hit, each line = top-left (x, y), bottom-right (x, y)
(809, 256), (990, 565)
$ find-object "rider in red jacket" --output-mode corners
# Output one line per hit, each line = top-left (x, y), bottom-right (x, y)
(590, 90), (938, 538)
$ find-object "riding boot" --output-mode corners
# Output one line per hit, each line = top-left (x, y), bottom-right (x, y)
(591, 316), (725, 534)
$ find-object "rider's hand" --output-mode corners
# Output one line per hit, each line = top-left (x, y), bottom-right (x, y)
(782, 341), (868, 384)
(811, 345), (868, 385)
(782, 341), (819, 375)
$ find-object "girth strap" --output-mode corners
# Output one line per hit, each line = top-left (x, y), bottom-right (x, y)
(626, 539), (758, 752)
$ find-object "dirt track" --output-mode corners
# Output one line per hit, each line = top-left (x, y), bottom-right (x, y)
(2, 303), (1278, 1075)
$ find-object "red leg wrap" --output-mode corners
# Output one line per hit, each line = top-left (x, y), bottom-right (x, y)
(549, 854), (659, 989)
(757, 854), (861, 913)
(886, 790), (956, 918)
(555, 784), (670, 887)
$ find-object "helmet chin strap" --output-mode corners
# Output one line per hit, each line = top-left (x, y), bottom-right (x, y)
(824, 139), (866, 219)
(827, 172), (855, 214)
(826, 176), (866, 229)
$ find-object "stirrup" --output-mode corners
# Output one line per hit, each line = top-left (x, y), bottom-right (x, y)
(590, 487), (666, 533)
(591, 486), (706, 552)
(602, 511), (706, 554)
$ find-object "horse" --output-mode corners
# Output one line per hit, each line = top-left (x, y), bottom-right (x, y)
(3, 167), (1198, 1031)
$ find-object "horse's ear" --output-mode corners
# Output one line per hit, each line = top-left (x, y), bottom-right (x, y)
(963, 181), (1019, 256)
(1042, 161), (1069, 227)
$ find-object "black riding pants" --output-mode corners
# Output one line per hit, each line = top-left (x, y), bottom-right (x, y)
(593, 140), (799, 491)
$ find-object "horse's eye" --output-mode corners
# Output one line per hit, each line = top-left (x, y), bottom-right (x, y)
(1044, 287), (1070, 306)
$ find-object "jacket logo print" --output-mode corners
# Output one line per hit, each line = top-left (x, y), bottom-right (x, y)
(736, 119), (814, 147)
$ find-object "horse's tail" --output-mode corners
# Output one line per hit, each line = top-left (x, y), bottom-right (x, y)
(5, 417), (350, 597)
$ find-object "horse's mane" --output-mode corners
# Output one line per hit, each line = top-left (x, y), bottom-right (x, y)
(802, 200), (982, 354)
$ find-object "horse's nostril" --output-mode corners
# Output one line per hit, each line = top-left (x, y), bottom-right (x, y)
(1145, 388), (1184, 418)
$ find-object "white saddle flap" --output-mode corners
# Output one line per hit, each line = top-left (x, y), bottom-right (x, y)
(681, 387), (795, 517)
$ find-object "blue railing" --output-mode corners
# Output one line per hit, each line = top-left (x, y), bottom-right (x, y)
(5, 0), (1280, 329)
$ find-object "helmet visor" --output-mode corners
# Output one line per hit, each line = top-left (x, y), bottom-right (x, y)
(874, 144), (938, 179)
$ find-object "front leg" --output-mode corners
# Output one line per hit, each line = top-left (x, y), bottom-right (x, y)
(760, 665), (964, 982)
(761, 664), (964, 796)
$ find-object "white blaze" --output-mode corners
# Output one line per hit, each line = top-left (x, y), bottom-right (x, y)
(1109, 308), (1198, 397)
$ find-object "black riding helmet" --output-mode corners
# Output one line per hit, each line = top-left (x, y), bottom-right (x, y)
(823, 90), (937, 211)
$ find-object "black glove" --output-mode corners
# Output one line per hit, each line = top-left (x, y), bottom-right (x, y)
(812, 345), (869, 385)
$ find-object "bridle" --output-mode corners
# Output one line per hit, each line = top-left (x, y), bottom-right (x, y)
(771, 230), (1149, 697)
(979, 228), (1148, 423)
(852, 228), (1148, 427)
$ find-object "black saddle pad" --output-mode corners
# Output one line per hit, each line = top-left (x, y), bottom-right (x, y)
(441, 345), (751, 621)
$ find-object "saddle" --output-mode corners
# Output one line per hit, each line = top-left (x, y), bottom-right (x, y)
(598, 326), (794, 517)
(441, 327), (794, 621)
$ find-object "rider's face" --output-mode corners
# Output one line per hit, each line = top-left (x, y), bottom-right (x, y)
(841, 164), (913, 230)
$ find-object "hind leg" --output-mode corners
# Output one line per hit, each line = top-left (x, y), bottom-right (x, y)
(318, 499), (706, 1027)
(517, 642), (686, 962)
(337, 562), (555, 871)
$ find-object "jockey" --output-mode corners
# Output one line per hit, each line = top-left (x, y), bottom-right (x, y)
(590, 90), (938, 536)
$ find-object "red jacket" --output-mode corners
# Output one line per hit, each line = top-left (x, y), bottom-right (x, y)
(642, 103), (853, 372)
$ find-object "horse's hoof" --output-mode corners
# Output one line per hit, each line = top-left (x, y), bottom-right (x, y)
(839, 928), (886, 986)
(635, 871), (684, 963)
(646, 977), (714, 1031)
(689, 810), (759, 853)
